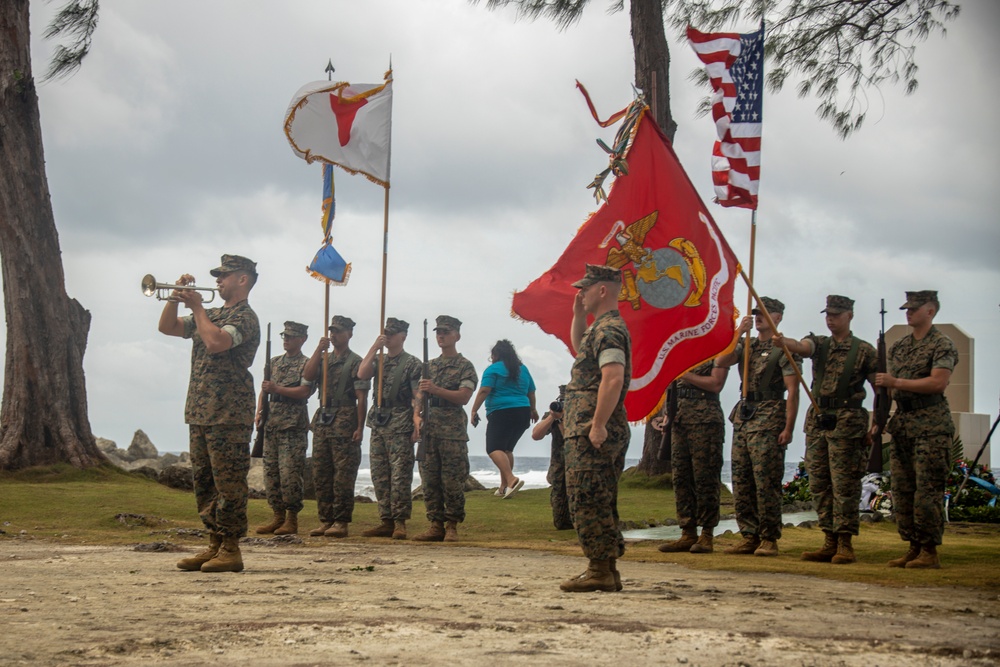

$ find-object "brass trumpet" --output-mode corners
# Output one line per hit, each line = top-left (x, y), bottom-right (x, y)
(141, 274), (217, 304)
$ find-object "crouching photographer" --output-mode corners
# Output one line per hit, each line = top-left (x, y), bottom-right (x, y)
(532, 386), (572, 530)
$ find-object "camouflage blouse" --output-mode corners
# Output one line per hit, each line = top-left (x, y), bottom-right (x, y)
(803, 332), (878, 437)
(310, 348), (370, 436)
(266, 351), (309, 431)
(424, 354), (478, 441)
(182, 300), (260, 426)
(729, 336), (801, 434)
(365, 350), (422, 433)
(564, 310), (632, 442)
(674, 360), (724, 426)
(886, 326), (958, 439)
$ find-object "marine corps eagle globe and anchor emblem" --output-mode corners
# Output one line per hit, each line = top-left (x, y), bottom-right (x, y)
(599, 210), (706, 312)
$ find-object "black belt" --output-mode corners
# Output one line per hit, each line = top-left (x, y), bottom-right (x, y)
(324, 399), (356, 408)
(677, 387), (719, 401)
(745, 391), (785, 402)
(428, 396), (459, 408)
(269, 395), (307, 405)
(895, 394), (945, 413)
(815, 397), (864, 409)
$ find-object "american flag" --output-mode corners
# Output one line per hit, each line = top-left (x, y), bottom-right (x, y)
(688, 25), (764, 209)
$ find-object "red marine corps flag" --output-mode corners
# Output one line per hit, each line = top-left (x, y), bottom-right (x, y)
(512, 100), (740, 420)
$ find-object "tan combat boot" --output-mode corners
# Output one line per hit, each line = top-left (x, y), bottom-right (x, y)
(689, 529), (714, 554)
(361, 519), (394, 537)
(255, 510), (286, 535)
(324, 521), (349, 538)
(310, 522), (333, 537)
(391, 520), (407, 540)
(801, 531), (838, 562)
(658, 528), (698, 553)
(443, 521), (459, 542)
(723, 534), (761, 555)
(559, 559), (617, 593)
(274, 511), (298, 535)
(200, 536), (244, 573)
(904, 544), (940, 569)
(888, 541), (921, 568)
(176, 533), (222, 571)
(412, 521), (445, 542)
(609, 558), (623, 591)
(754, 539), (779, 557)
(831, 533), (856, 564)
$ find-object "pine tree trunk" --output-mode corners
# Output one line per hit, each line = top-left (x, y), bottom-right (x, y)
(0, 0), (104, 470)
(634, 420), (670, 476)
(630, 0), (677, 142)
(629, 0), (674, 476)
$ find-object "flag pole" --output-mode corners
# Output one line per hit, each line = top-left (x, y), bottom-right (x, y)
(741, 210), (757, 398)
(375, 184), (390, 409)
(738, 267), (819, 412)
(320, 59), (336, 414)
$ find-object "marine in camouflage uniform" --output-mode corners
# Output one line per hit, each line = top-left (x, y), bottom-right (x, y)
(302, 315), (370, 538)
(561, 265), (632, 593)
(533, 386), (571, 530)
(656, 360), (728, 554)
(876, 291), (958, 569)
(413, 315), (479, 542)
(255, 321), (313, 536)
(723, 297), (801, 557)
(358, 317), (423, 540)
(159, 254), (261, 573)
(775, 295), (878, 564)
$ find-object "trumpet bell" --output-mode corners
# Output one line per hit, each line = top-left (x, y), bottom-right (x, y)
(141, 274), (217, 303)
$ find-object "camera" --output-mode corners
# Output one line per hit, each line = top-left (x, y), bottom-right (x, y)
(549, 385), (566, 413)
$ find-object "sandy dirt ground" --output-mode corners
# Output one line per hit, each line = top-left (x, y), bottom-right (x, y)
(1, 538), (998, 666)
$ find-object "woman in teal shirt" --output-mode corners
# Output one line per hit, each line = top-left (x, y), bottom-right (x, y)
(470, 340), (538, 498)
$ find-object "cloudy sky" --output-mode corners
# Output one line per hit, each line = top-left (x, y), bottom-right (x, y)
(17, 0), (999, 464)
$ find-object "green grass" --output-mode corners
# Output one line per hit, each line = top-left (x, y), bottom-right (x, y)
(2, 464), (997, 590)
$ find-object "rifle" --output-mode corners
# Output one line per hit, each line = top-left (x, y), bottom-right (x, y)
(251, 323), (271, 458)
(867, 300), (889, 474)
(415, 319), (430, 463)
(656, 381), (677, 462)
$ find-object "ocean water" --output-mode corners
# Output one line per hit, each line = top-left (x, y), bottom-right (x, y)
(353, 455), (801, 500)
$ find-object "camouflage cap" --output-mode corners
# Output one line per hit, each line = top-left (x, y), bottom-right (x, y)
(384, 317), (409, 335)
(571, 264), (622, 288)
(900, 290), (938, 310)
(821, 294), (854, 314)
(328, 315), (356, 332)
(210, 254), (258, 278)
(434, 315), (462, 332)
(751, 296), (785, 315)
(282, 321), (308, 338)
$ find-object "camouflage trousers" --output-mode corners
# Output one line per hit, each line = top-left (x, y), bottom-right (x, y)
(189, 424), (252, 538)
(546, 428), (572, 530)
(262, 427), (308, 514)
(805, 430), (866, 535)
(565, 434), (628, 560)
(890, 432), (950, 546)
(418, 437), (469, 523)
(731, 427), (786, 541)
(369, 428), (415, 521)
(312, 430), (362, 524)
(671, 422), (724, 531)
